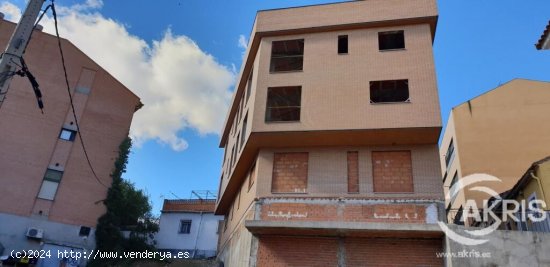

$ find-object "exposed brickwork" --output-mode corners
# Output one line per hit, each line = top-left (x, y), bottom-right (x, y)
(260, 203), (337, 221)
(257, 236), (338, 267)
(346, 204), (426, 223)
(372, 151), (414, 193)
(345, 238), (443, 267)
(162, 199), (216, 212)
(347, 151), (359, 193)
(272, 152), (308, 193)
(261, 202), (428, 224)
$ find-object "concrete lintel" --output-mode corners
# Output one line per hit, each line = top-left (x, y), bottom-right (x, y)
(245, 220), (444, 239)
(260, 197), (445, 205)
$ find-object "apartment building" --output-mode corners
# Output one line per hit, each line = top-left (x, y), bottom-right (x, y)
(0, 16), (141, 263)
(156, 199), (223, 259)
(216, 0), (446, 266)
(439, 79), (550, 224)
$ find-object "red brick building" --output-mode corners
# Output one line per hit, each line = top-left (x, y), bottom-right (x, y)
(216, 0), (445, 266)
(0, 15), (141, 258)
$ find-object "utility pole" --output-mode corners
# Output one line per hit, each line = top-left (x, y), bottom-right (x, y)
(0, 0), (45, 109)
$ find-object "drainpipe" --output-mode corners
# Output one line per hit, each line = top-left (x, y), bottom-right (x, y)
(530, 170), (547, 207)
(192, 211), (204, 258)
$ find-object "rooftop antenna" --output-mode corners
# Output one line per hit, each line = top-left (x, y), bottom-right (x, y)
(170, 191), (181, 199)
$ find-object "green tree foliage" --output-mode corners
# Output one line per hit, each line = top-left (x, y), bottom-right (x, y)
(89, 137), (159, 266)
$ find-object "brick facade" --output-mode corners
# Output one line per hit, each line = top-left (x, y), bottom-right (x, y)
(372, 151), (414, 193)
(261, 202), (429, 224)
(272, 152), (309, 193)
(345, 238), (443, 267)
(257, 236), (338, 267)
(347, 151), (360, 193)
(256, 236), (443, 267)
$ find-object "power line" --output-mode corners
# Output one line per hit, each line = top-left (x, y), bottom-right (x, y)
(50, 0), (108, 188)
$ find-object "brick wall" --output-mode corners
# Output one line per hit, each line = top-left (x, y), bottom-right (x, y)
(261, 202), (431, 224)
(347, 151), (359, 193)
(345, 238), (443, 267)
(257, 236), (338, 267)
(372, 151), (414, 193)
(272, 152), (308, 193)
(256, 236), (443, 267)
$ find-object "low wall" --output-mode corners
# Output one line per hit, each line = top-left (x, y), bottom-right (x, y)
(446, 225), (550, 267)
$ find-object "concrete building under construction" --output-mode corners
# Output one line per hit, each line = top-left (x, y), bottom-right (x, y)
(215, 0), (446, 266)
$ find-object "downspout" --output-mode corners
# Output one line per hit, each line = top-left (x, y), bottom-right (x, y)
(530, 170), (547, 207)
(192, 211), (204, 258)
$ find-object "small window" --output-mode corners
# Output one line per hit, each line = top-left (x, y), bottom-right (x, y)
(378, 30), (405, 50)
(37, 169), (64, 200)
(240, 114), (247, 150)
(223, 141), (228, 163)
(266, 86), (301, 122)
(79, 226), (91, 237)
(370, 79), (409, 103)
(59, 128), (77, 141)
(445, 139), (455, 168)
(270, 39), (304, 72)
(246, 70), (253, 102)
(179, 220), (192, 234)
(230, 146), (235, 169)
(338, 35), (348, 54)
(236, 133), (241, 153)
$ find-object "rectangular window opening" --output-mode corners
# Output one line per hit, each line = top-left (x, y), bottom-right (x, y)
(270, 39), (304, 72)
(370, 79), (409, 103)
(445, 139), (455, 168)
(271, 152), (308, 193)
(37, 169), (64, 200)
(246, 70), (253, 102)
(179, 220), (192, 234)
(240, 114), (247, 150)
(378, 30), (405, 50)
(338, 35), (348, 54)
(59, 128), (77, 141)
(266, 86), (301, 122)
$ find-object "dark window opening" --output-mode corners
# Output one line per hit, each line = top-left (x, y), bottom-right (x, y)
(266, 86), (301, 122)
(240, 114), (247, 149)
(378, 30), (405, 50)
(338, 35), (348, 54)
(59, 128), (77, 141)
(236, 133), (240, 152)
(370, 79), (409, 103)
(179, 220), (192, 234)
(79, 226), (91, 237)
(270, 39), (304, 72)
(246, 70), (253, 102)
(445, 139), (455, 167)
(230, 146), (235, 169)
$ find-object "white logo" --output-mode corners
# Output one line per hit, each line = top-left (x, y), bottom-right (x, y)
(438, 173), (547, 246)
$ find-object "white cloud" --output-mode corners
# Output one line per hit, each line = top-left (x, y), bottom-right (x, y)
(0, 1), (21, 21)
(238, 34), (248, 50)
(0, 1), (235, 151)
(238, 34), (248, 59)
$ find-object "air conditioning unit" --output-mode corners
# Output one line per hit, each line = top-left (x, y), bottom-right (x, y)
(26, 228), (44, 239)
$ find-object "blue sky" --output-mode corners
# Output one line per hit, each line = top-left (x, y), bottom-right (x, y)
(2, 0), (549, 215)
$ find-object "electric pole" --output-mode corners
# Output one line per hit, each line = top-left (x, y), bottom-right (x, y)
(0, 0), (45, 109)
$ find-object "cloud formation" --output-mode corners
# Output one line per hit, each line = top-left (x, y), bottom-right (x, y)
(0, 0), (235, 151)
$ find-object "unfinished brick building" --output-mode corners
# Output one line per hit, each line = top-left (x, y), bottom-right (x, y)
(216, 0), (445, 266)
